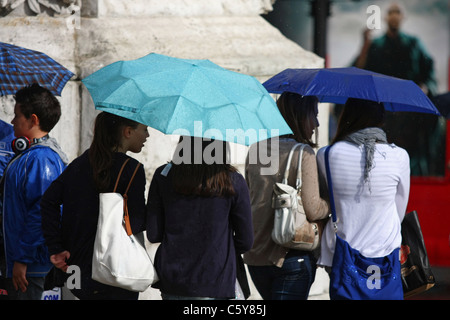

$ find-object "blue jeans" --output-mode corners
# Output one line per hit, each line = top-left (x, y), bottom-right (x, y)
(248, 250), (317, 300)
(5, 277), (45, 300)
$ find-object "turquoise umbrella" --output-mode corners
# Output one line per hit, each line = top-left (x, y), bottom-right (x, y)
(82, 53), (292, 146)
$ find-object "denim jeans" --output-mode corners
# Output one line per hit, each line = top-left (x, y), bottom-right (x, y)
(5, 277), (45, 300)
(248, 250), (317, 300)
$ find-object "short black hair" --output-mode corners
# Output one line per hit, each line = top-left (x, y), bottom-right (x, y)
(14, 83), (61, 132)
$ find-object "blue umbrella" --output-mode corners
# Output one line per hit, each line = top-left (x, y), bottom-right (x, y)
(263, 67), (440, 116)
(82, 53), (292, 146)
(0, 42), (74, 96)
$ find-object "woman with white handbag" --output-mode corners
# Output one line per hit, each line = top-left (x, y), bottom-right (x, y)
(243, 92), (330, 300)
(41, 111), (149, 300)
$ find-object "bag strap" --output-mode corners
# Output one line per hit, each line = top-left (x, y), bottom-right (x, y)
(113, 158), (130, 192)
(324, 146), (338, 232)
(112, 158), (142, 236)
(112, 158), (141, 195)
(124, 162), (142, 196)
(123, 162), (141, 236)
(282, 143), (306, 190)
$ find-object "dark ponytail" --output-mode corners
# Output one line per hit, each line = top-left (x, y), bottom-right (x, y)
(89, 112), (139, 192)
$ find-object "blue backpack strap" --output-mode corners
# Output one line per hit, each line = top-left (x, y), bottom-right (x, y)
(324, 146), (337, 228)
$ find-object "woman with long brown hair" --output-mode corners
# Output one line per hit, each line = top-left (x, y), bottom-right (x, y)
(316, 98), (409, 300)
(41, 111), (149, 300)
(146, 136), (253, 300)
(244, 92), (329, 300)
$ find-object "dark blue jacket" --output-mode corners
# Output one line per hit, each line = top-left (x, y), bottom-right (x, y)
(41, 151), (146, 296)
(147, 164), (253, 298)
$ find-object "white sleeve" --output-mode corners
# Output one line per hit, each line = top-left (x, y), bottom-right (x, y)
(395, 148), (410, 222)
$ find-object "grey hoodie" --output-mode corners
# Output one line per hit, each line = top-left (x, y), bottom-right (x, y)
(38, 136), (69, 165)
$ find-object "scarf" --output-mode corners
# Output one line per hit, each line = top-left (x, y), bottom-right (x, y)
(344, 127), (387, 190)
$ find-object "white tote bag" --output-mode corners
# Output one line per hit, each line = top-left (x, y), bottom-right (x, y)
(92, 159), (158, 292)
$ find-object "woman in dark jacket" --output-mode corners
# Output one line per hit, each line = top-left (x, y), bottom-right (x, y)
(41, 112), (149, 300)
(147, 137), (253, 299)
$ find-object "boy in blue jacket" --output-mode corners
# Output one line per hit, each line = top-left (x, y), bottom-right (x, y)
(1, 84), (68, 300)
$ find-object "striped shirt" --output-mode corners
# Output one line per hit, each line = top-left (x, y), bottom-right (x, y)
(316, 141), (410, 267)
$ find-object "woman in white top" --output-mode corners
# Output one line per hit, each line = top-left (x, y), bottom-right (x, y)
(316, 98), (410, 276)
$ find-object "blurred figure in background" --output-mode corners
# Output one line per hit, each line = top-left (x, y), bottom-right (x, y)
(354, 1), (437, 97)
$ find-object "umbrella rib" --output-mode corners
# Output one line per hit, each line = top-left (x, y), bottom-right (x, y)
(195, 66), (251, 107)
(165, 95), (239, 132)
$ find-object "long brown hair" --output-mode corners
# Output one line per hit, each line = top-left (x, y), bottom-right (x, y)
(332, 98), (385, 144)
(276, 92), (319, 148)
(89, 112), (139, 192)
(170, 136), (237, 197)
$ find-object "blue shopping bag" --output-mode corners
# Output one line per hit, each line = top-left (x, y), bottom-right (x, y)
(329, 234), (403, 300)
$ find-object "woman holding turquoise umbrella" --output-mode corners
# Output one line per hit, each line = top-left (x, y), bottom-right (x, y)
(41, 111), (149, 300)
(146, 136), (253, 300)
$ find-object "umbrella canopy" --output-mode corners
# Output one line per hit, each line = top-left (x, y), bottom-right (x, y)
(431, 92), (450, 118)
(263, 67), (440, 116)
(0, 42), (74, 96)
(82, 53), (292, 146)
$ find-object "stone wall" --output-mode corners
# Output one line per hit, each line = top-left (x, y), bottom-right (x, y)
(0, 13), (79, 160)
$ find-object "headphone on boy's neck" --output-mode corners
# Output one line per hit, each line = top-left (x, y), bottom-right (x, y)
(11, 135), (49, 154)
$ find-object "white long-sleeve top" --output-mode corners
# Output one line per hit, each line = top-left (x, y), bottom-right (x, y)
(316, 141), (410, 267)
